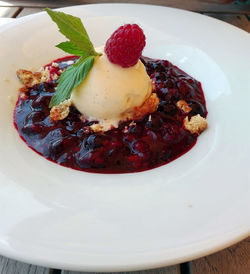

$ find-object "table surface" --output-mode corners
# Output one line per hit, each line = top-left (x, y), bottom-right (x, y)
(0, 1), (249, 274)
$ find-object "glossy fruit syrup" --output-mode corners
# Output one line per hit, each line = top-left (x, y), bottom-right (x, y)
(14, 56), (207, 173)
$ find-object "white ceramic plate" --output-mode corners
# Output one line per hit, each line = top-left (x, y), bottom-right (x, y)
(0, 4), (249, 272)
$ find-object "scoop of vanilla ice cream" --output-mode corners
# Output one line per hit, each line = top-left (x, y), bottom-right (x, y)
(71, 48), (152, 130)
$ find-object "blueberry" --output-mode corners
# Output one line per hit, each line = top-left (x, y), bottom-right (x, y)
(188, 100), (207, 117)
(48, 138), (64, 160)
(145, 115), (163, 131)
(157, 101), (167, 112)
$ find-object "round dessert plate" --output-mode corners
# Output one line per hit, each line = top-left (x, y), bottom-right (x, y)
(0, 4), (249, 272)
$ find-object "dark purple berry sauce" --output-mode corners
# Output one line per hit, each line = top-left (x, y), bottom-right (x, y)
(14, 56), (207, 173)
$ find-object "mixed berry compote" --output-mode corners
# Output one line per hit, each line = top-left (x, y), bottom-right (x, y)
(14, 56), (207, 173)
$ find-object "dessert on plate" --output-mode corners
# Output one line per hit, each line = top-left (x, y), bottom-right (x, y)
(14, 9), (207, 173)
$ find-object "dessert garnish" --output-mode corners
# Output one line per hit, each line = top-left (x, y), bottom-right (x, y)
(45, 9), (158, 131)
(14, 10), (208, 173)
(105, 24), (146, 67)
(45, 8), (102, 108)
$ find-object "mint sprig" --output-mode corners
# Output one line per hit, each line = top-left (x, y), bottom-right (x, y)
(49, 56), (94, 107)
(45, 8), (101, 107)
(45, 8), (98, 56)
(56, 41), (85, 56)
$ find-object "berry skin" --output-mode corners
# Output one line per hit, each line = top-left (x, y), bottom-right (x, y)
(105, 24), (146, 68)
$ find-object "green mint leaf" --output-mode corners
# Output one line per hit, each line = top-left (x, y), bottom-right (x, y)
(49, 56), (95, 107)
(56, 41), (86, 56)
(45, 8), (97, 56)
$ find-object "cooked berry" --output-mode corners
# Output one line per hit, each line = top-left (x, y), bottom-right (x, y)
(188, 99), (207, 117)
(14, 56), (207, 173)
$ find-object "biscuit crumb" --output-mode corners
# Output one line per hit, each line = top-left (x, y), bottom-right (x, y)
(39, 67), (50, 82)
(133, 93), (159, 121)
(52, 62), (59, 68)
(176, 100), (192, 114)
(50, 99), (72, 122)
(90, 123), (104, 132)
(16, 66), (50, 88)
(184, 114), (207, 135)
(16, 69), (38, 86)
(51, 73), (59, 80)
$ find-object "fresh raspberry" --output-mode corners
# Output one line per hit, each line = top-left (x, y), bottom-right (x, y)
(105, 24), (146, 68)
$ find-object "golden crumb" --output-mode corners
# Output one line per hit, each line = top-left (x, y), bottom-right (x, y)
(16, 69), (38, 86)
(16, 67), (50, 89)
(90, 124), (104, 132)
(50, 99), (72, 122)
(33, 71), (42, 79)
(39, 67), (50, 82)
(51, 73), (59, 80)
(176, 100), (192, 114)
(52, 62), (59, 68)
(133, 93), (159, 121)
(184, 114), (207, 135)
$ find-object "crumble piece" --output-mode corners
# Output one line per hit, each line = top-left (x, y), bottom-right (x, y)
(176, 100), (192, 114)
(16, 69), (41, 87)
(16, 67), (50, 88)
(50, 99), (72, 122)
(133, 93), (159, 120)
(184, 114), (207, 135)
(39, 67), (50, 82)
(51, 62), (59, 68)
(90, 124), (104, 132)
(51, 73), (59, 81)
